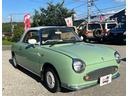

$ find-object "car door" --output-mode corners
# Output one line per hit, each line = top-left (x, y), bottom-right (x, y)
(18, 30), (42, 75)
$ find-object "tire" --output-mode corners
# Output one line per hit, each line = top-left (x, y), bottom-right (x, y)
(12, 53), (18, 68)
(44, 67), (60, 93)
(85, 38), (90, 43)
(97, 38), (104, 43)
(93, 29), (102, 38)
(82, 35), (90, 43)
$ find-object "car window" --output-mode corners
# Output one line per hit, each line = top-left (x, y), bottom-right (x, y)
(79, 25), (85, 30)
(107, 24), (117, 29)
(40, 27), (81, 44)
(23, 30), (39, 43)
(117, 23), (126, 29)
(88, 24), (101, 30)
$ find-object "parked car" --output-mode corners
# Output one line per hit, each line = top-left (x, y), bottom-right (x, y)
(77, 22), (104, 42)
(11, 26), (120, 93)
(107, 23), (126, 42)
(101, 22), (117, 37)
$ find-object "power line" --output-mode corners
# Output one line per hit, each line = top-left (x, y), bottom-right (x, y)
(29, 0), (46, 3)
(94, 3), (102, 14)
(72, 3), (85, 9)
(76, 4), (125, 18)
(77, 4), (125, 15)
(99, 4), (125, 11)
(92, 4), (125, 15)
(8, 4), (125, 16)
(5, 0), (125, 22)
(65, 0), (82, 6)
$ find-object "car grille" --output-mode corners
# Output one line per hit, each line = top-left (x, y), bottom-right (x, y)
(85, 66), (118, 81)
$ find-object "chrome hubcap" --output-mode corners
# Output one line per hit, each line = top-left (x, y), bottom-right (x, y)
(46, 71), (55, 89)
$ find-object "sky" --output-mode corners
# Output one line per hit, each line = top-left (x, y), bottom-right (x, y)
(2, 0), (125, 22)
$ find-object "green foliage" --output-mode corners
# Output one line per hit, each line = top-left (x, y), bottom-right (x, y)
(2, 22), (24, 42)
(12, 24), (24, 42)
(2, 39), (14, 45)
(3, 36), (12, 41)
(32, 1), (75, 26)
(2, 23), (11, 32)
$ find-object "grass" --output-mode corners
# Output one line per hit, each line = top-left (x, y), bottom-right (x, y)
(2, 39), (14, 45)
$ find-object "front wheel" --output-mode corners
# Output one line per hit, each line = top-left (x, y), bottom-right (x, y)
(44, 67), (60, 93)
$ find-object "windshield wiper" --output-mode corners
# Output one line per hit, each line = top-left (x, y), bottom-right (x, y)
(49, 41), (60, 47)
(66, 40), (83, 44)
(49, 40), (83, 47)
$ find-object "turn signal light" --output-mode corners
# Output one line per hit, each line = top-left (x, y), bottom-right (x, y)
(84, 75), (90, 80)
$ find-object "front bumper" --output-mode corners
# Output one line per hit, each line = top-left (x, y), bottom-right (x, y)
(61, 72), (120, 90)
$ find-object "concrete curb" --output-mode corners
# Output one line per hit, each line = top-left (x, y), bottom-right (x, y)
(2, 45), (11, 50)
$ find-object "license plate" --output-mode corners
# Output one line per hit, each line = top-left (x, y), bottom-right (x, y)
(100, 74), (112, 86)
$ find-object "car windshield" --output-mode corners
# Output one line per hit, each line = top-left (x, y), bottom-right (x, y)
(88, 24), (101, 30)
(40, 27), (82, 45)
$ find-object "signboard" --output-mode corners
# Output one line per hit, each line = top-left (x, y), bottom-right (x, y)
(24, 14), (31, 32)
(65, 16), (73, 27)
(100, 15), (104, 22)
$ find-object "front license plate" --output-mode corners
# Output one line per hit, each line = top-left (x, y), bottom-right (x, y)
(100, 74), (112, 86)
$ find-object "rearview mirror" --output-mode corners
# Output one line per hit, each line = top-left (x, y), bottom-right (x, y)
(28, 39), (37, 45)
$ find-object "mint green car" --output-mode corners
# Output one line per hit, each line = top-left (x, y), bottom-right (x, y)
(11, 26), (120, 93)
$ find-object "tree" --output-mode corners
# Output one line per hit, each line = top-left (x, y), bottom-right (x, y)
(32, 1), (75, 26)
(12, 22), (24, 42)
(2, 22), (24, 42)
(2, 23), (11, 32)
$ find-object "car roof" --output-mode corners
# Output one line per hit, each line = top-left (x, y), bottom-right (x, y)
(28, 26), (72, 31)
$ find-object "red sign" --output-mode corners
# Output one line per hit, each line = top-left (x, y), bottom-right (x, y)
(100, 15), (104, 22)
(24, 14), (31, 32)
(65, 17), (73, 27)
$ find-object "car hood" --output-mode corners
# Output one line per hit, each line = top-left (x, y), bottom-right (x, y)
(48, 42), (115, 65)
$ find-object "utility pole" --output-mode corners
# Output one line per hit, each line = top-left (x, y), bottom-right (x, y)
(87, 0), (94, 23)
(87, 0), (91, 23)
(9, 15), (14, 37)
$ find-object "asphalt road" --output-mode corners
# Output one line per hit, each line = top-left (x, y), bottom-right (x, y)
(2, 44), (126, 96)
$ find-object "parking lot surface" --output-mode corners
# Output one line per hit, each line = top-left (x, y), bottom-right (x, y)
(2, 44), (126, 96)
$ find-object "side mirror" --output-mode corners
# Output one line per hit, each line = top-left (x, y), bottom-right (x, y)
(28, 39), (37, 45)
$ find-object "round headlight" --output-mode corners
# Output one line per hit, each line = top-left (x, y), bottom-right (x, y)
(72, 59), (85, 73)
(114, 51), (121, 64)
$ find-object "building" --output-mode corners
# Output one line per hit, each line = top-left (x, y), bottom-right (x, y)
(74, 8), (126, 28)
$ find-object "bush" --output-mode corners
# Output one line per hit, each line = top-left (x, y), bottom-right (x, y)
(2, 39), (14, 45)
(12, 25), (24, 42)
(4, 36), (12, 41)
